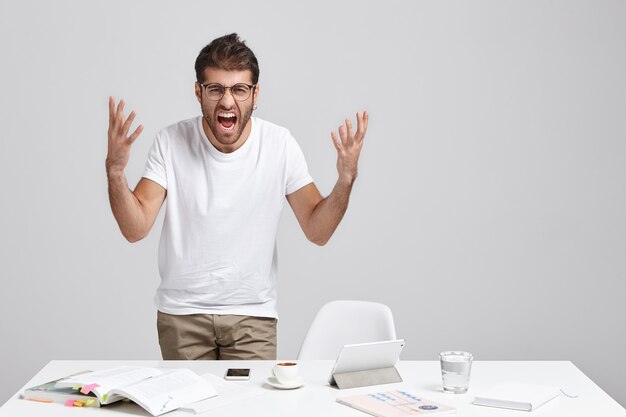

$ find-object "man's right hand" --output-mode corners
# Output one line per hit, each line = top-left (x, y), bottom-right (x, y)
(106, 96), (144, 175)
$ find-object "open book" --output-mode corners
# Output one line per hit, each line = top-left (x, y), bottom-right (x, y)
(55, 366), (217, 416)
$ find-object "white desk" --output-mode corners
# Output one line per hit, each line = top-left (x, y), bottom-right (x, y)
(1, 360), (624, 416)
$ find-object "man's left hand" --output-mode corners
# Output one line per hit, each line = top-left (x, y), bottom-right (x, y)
(331, 111), (368, 185)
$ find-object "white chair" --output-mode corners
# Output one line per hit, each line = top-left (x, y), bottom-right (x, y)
(297, 300), (397, 360)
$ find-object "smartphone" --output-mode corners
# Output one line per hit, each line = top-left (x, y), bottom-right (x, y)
(224, 368), (251, 381)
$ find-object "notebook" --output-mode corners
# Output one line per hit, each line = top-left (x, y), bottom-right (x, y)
(472, 382), (561, 411)
(337, 390), (456, 417)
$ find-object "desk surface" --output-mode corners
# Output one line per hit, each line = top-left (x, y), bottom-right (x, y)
(1, 360), (624, 417)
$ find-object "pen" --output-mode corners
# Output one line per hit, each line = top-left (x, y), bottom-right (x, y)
(26, 398), (53, 403)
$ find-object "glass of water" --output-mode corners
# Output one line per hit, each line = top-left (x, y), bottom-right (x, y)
(440, 351), (473, 393)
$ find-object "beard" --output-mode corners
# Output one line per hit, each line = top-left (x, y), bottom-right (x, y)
(201, 100), (254, 147)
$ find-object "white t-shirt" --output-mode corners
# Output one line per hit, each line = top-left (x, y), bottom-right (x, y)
(142, 116), (313, 318)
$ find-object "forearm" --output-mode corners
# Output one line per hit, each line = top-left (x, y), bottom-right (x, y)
(107, 168), (149, 242)
(289, 111), (367, 246)
(307, 178), (354, 246)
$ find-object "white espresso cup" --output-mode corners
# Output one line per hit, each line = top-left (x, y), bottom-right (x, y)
(272, 362), (299, 383)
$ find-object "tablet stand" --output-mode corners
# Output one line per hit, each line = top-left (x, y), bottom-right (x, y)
(332, 366), (402, 389)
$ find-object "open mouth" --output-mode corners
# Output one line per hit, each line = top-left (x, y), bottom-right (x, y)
(217, 112), (237, 131)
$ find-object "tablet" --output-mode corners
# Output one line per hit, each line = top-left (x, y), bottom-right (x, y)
(328, 339), (406, 385)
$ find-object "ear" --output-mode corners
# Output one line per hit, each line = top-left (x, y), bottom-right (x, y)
(253, 84), (260, 107)
(194, 82), (202, 103)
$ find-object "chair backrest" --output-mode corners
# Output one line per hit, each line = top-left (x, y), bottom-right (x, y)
(297, 300), (397, 360)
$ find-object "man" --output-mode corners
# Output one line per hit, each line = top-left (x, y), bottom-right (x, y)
(106, 33), (368, 360)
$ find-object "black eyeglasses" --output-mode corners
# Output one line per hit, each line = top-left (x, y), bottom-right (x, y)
(198, 82), (256, 101)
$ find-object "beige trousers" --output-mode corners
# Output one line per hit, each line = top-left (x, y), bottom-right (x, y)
(157, 311), (277, 360)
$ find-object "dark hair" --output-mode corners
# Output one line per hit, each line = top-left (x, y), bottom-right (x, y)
(195, 33), (259, 84)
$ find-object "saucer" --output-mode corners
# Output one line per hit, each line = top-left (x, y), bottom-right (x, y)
(266, 376), (305, 390)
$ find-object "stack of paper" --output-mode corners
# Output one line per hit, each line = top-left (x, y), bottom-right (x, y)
(473, 382), (561, 411)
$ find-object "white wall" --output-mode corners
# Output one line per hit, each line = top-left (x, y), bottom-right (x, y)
(1, 0), (624, 407)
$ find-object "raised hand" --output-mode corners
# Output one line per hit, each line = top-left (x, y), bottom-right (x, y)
(106, 96), (144, 174)
(330, 111), (368, 185)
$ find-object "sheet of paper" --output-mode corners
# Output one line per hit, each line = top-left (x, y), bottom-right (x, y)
(179, 373), (264, 414)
